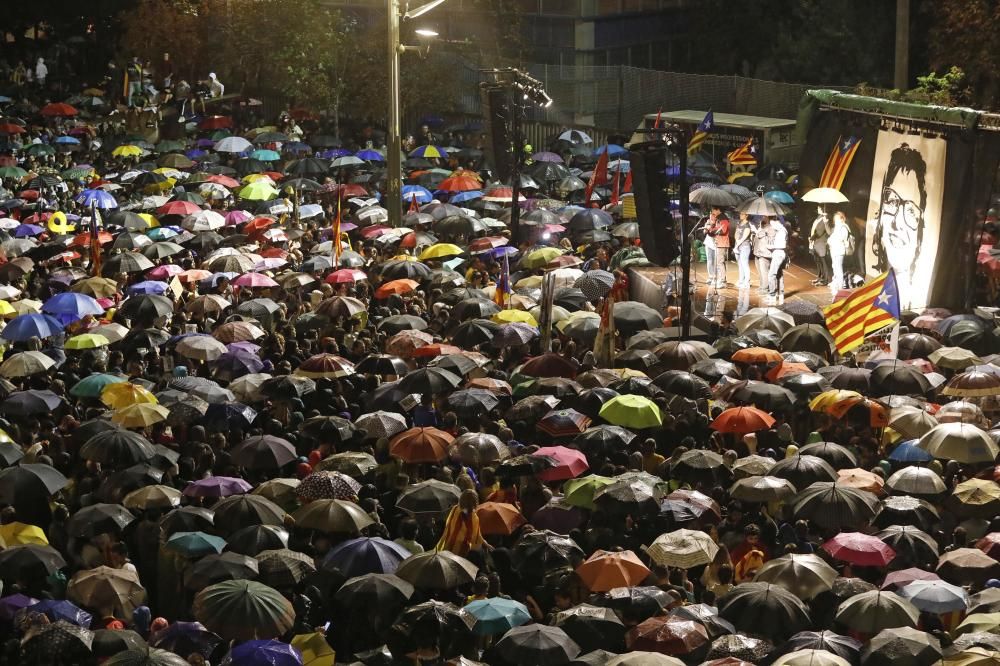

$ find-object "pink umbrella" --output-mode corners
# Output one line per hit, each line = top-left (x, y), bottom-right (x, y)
(325, 269), (367, 284)
(822, 532), (896, 566)
(911, 315), (943, 330)
(261, 228), (288, 242)
(225, 210), (253, 226)
(183, 476), (252, 498)
(253, 258), (287, 271)
(533, 446), (589, 481)
(881, 567), (941, 590)
(148, 264), (183, 280)
(233, 273), (278, 288)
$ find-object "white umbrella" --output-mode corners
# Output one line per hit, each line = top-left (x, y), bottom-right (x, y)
(214, 136), (253, 153)
(802, 187), (850, 204)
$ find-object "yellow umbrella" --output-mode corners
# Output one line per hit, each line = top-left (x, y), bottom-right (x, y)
(66, 333), (110, 350)
(112, 403), (170, 428)
(390, 254), (417, 262)
(516, 276), (543, 289)
(943, 648), (1000, 666)
(0, 522), (48, 545)
(71, 277), (119, 298)
(808, 389), (863, 412)
(957, 613), (1000, 635)
(0, 301), (16, 317)
(239, 181), (279, 201)
(0, 427), (15, 444)
(521, 247), (564, 269)
(418, 243), (464, 261)
(290, 632), (336, 666)
(138, 213), (160, 228)
(493, 309), (538, 326)
(112, 144), (143, 157)
(242, 173), (273, 184)
(144, 177), (176, 193)
(101, 382), (158, 408)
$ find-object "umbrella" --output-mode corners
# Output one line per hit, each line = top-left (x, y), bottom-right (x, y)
(511, 530), (585, 576)
(952, 478), (1000, 518)
(183, 476), (253, 498)
(80, 428), (155, 466)
(465, 597), (532, 636)
(212, 494), (286, 533)
(717, 583), (811, 640)
(792, 482), (881, 532)
(918, 423), (999, 463)
(20, 621), (94, 665)
(729, 475), (797, 503)
(390, 427), (454, 463)
(256, 548), (316, 588)
(823, 532), (896, 566)
(773, 650), (851, 666)
(396, 550), (478, 590)
(67, 566), (146, 618)
(626, 617), (709, 656)
(834, 590), (919, 634)
(496, 624), (581, 665)
(0, 463), (68, 513)
(291, 498), (373, 533)
(711, 406), (775, 433)
(898, 579), (970, 613)
(860, 627), (941, 666)
(193, 580), (295, 642)
(599, 395), (662, 429)
(387, 599), (475, 661)
(576, 550), (650, 592)
(754, 553), (838, 600)
(937, 548), (1000, 586)
(230, 435), (296, 470)
(65, 503), (136, 538)
(644, 529), (719, 569)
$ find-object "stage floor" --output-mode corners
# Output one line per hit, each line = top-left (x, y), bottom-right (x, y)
(631, 259), (834, 322)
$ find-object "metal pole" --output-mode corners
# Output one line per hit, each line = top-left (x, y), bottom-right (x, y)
(387, 0), (402, 227)
(509, 101), (523, 243)
(894, 0), (910, 92)
(678, 131), (691, 338)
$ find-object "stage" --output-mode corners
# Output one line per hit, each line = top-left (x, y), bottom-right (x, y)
(629, 259), (833, 324)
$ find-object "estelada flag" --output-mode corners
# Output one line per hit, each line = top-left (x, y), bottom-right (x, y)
(823, 269), (901, 354)
(89, 208), (103, 277)
(727, 137), (757, 167)
(332, 194), (343, 263)
(493, 252), (511, 307)
(819, 135), (862, 191)
(687, 110), (713, 156)
(583, 147), (609, 206)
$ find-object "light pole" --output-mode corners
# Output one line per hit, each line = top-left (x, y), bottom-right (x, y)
(386, 0), (448, 228)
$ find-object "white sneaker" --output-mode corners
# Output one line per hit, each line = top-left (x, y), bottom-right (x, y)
(777, 295), (785, 305)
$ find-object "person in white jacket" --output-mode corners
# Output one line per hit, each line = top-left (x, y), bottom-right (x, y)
(828, 211), (852, 299)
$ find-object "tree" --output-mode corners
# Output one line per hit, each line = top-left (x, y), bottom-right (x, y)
(926, 0), (1000, 109)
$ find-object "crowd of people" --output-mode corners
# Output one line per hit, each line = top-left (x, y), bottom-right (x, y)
(0, 66), (998, 666)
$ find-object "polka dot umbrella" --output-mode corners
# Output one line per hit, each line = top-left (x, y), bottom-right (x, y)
(296, 471), (362, 502)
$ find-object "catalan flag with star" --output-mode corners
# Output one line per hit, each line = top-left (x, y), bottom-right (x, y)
(823, 269), (901, 354)
(687, 110), (713, 156)
(727, 137), (757, 167)
(819, 135), (862, 191)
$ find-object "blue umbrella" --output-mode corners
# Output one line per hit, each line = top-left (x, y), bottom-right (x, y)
(54, 136), (80, 145)
(127, 281), (170, 296)
(213, 350), (265, 381)
(323, 537), (411, 578)
(251, 149), (281, 162)
(356, 149), (385, 161)
(283, 141), (312, 155)
(204, 402), (258, 431)
(1, 389), (63, 416)
(593, 144), (627, 157)
(899, 579), (970, 613)
(465, 597), (532, 635)
(147, 227), (179, 241)
(319, 148), (352, 159)
(1, 313), (64, 341)
(42, 293), (105, 321)
(74, 188), (118, 209)
(166, 531), (226, 557)
(888, 439), (934, 463)
(450, 190), (483, 204)
(765, 190), (795, 204)
(186, 149), (208, 160)
(26, 600), (92, 627)
(401, 185), (433, 204)
(227, 640), (302, 666)
(13, 224), (44, 237)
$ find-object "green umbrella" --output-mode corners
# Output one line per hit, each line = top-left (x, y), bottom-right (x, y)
(105, 647), (193, 665)
(69, 373), (128, 399)
(193, 579), (296, 642)
(0, 166), (28, 179)
(599, 395), (663, 429)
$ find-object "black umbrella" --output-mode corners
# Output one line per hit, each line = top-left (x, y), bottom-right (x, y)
(428, 354), (479, 378)
(860, 626), (941, 666)
(398, 367), (462, 394)
(65, 503), (136, 538)
(874, 495), (940, 531)
(511, 530), (585, 576)
(591, 586), (672, 624)
(770, 630), (863, 664)
(717, 583), (811, 641)
(819, 366), (872, 392)
(387, 600), (475, 662)
(870, 362), (931, 397)
(691, 359), (741, 383)
(875, 526), (939, 566)
(355, 354), (410, 376)
(669, 603), (736, 640)
(769, 455), (838, 490)
(792, 482), (881, 532)
(652, 371), (712, 400)
(80, 428), (155, 466)
(211, 494), (286, 534)
(0, 389), (63, 416)
(378, 314), (429, 334)
(0, 463), (68, 509)
(495, 624), (581, 665)
(335, 572), (415, 620)
(119, 294), (174, 320)
(780, 324), (835, 356)
(731, 381), (797, 412)
(184, 552), (259, 590)
(897, 333), (942, 361)
(396, 480), (461, 515)
(573, 425), (635, 454)
(224, 524), (289, 556)
(552, 604), (626, 654)
(92, 629), (148, 659)
(613, 301), (662, 333)
(160, 506), (215, 536)
(572, 388), (621, 419)
(797, 442), (858, 469)
(230, 435), (296, 470)
(0, 544), (66, 584)
(21, 621), (94, 665)
(259, 375), (315, 399)
(299, 415), (356, 443)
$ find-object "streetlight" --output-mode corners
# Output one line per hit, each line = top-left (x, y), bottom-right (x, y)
(387, 0), (447, 229)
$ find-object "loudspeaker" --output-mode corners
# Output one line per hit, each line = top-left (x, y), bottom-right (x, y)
(629, 142), (678, 266)
(480, 85), (513, 182)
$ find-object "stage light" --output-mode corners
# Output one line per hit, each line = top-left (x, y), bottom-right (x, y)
(415, 28), (438, 38)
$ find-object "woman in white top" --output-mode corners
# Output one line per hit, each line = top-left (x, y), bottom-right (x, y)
(828, 211), (851, 299)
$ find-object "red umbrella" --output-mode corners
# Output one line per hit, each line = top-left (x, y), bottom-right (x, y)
(0, 124), (25, 135)
(521, 353), (579, 379)
(822, 532), (896, 566)
(207, 174), (241, 188)
(439, 174), (481, 192)
(375, 279), (419, 299)
(157, 200), (201, 216)
(880, 568), (941, 590)
(244, 216), (277, 233)
(70, 230), (114, 247)
(627, 616), (710, 655)
(533, 446), (589, 481)
(977, 532), (1000, 559)
(199, 115), (233, 130)
(576, 550), (650, 592)
(711, 406), (775, 433)
(410, 343), (462, 359)
(40, 102), (78, 117)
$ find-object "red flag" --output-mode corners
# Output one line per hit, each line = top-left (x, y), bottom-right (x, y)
(653, 108), (662, 129)
(623, 169), (633, 193)
(611, 168), (620, 206)
(584, 147), (609, 207)
(408, 193), (419, 213)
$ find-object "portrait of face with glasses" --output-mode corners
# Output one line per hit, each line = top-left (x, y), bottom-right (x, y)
(872, 143), (928, 294)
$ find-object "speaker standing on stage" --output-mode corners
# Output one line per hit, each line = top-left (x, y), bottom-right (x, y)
(809, 206), (832, 287)
(752, 218), (773, 295)
(828, 211), (852, 300)
(767, 217), (788, 305)
(705, 207), (730, 288)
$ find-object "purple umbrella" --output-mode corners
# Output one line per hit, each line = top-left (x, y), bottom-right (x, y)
(14, 224), (44, 237)
(532, 152), (564, 163)
(183, 476), (252, 498)
(530, 500), (586, 534)
(227, 341), (261, 355)
(127, 281), (170, 296)
(227, 639), (302, 666)
(324, 537), (411, 578)
(213, 349), (265, 381)
(0, 593), (38, 620)
(185, 149), (208, 159)
(151, 621), (222, 659)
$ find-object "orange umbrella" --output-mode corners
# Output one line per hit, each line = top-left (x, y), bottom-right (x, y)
(837, 468), (886, 495)
(732, 347), (783, 364)
(466, 378), (513, 396)
(476, 502), (525, 535)
(389, 427), (454, 463)
(411, 344), (463, 358)
(766, 362), (812, 382)
(576, 549), (650, 592)
(820, 395), (890, 427)
(711, 406), (775, 433)
(178, 269), (213, 283)
(71, 230), (114, 247)
(376, 279), (420, 299)
(439, 174), (482, 192)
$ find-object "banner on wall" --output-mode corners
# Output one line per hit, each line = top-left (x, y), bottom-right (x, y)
(863, 131), (947, 311)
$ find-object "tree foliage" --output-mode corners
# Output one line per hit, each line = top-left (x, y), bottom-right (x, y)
(926, 0), (1000, 109)
(117, 0), (460, 122)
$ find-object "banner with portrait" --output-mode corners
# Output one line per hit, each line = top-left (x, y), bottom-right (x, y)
(863, 131), (947, 311)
